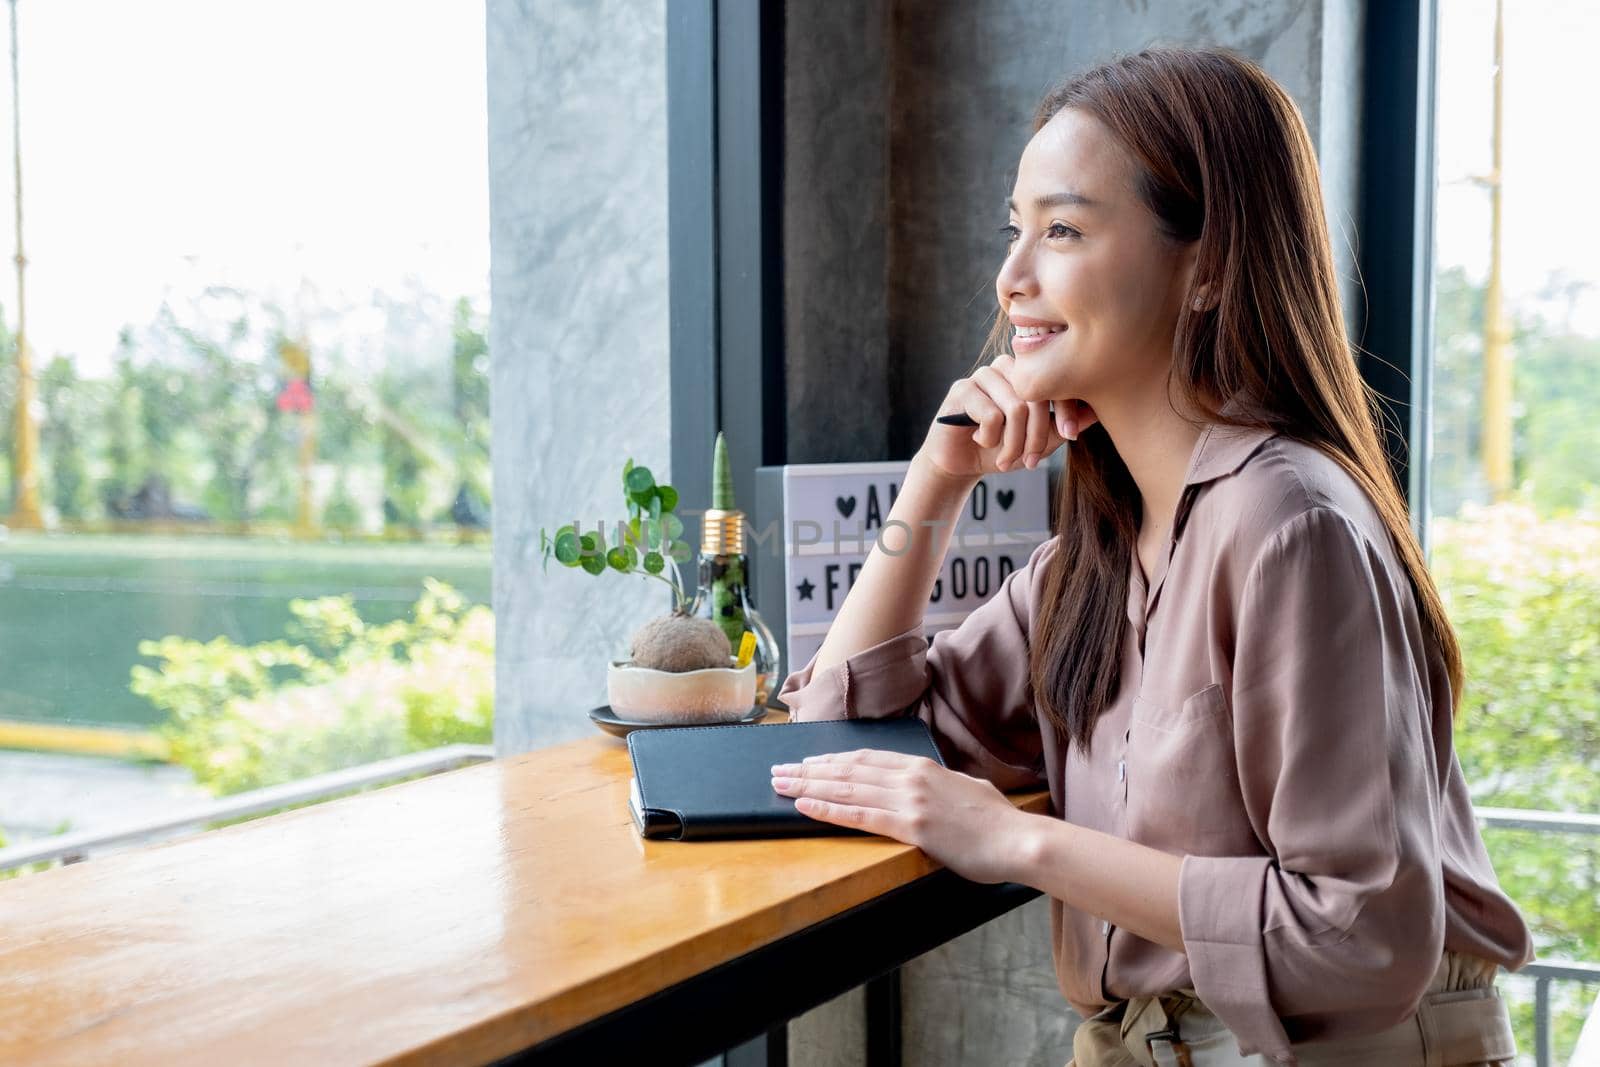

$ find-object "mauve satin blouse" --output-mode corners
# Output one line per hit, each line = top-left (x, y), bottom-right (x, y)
(776, 422), (1535, 1064)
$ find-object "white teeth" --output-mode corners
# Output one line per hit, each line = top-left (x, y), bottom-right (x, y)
(1014, 324), (1065, 338)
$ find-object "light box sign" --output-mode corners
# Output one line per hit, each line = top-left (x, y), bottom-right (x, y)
(752, 461), (1051, 698)
(784, 545), (1034, 627)
(780, 464), (1045, 545)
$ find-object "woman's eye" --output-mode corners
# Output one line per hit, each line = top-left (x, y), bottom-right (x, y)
(997, 222), (1079, 245)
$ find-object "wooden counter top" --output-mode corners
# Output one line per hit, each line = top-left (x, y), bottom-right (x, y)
(0, 711), (1052, 1066)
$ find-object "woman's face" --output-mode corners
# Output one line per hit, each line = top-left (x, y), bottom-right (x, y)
(995, 107), (1198, 412)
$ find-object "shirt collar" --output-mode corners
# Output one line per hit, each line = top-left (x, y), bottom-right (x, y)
(1182, 414), (1276, 487)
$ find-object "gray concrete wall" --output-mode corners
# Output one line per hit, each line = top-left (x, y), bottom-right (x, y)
(488, 0), (675, 757)
(782, 0), (894, 466)
(783, 2), (1364, 1064)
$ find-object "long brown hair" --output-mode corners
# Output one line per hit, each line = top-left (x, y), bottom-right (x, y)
(977, 46), (1463, 755)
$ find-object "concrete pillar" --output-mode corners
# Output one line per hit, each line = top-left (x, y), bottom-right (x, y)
(487, 0), (674, 756)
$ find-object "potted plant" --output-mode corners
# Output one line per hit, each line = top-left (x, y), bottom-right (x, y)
(538, 458), (757, 724)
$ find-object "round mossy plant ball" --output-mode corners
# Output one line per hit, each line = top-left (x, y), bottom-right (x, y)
(629, 613), (732, 672)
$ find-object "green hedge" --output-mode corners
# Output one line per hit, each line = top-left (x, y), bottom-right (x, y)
(1434, 502), (1600, 1058)
(131, 578), (492, 796)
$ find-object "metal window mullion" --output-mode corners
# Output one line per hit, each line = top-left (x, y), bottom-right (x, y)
(668, 0), (720, 554)
(1357, 0), (1439, 547)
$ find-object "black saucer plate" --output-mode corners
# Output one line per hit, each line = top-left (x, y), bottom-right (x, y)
(587, 703), (770, 738)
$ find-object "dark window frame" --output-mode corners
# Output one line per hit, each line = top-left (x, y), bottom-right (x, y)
(666, 0), (785, 543)
(1356, 0), (1440, 544)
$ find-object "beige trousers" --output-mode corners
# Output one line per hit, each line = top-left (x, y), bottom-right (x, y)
(1066, 950), (1516, 1067)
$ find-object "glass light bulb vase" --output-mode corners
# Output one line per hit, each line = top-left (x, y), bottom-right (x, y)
(688, 554), (781, 712)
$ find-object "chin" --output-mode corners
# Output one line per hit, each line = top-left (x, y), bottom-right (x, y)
(1017, 365), (1081, 404)
(1006, 365), (1049, 404)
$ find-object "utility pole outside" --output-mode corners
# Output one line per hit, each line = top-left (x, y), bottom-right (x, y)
(1481, 0), (1513, 502)
(6, 0), (40, 529)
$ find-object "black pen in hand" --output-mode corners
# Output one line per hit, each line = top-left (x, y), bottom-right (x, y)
(936, 401), (1058, 428)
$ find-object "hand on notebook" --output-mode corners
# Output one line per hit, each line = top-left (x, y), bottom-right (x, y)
(771, 748), (1032, 885)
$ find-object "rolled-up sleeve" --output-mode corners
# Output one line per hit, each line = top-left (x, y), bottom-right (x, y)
(775, 537), (1056, 792)
(1177, 507), (1445, 1060)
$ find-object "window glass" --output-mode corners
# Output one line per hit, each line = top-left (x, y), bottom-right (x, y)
(1428, 1), (1600, 1056)
(0, 0), (490, 876)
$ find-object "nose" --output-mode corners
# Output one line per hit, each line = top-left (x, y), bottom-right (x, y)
(995, 241), (1037, 309)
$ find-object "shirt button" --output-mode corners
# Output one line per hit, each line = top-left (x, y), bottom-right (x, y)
(1117, 759), (1126, 782)
(1101, 920), (1111, 935)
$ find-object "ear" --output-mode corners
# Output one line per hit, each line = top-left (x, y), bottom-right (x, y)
(1176, 242), (1214, 312)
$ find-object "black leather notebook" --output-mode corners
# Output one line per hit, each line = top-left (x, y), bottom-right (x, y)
(626, 718), (946, 841)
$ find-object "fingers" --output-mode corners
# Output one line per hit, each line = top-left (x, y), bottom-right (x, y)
(771, 750), (922, 790)
(787, 795), (902, 836)
(771, 757), (919, 839)
(771, 774), (900, 811)
(935, 353), (1076, 476)
(950, 376), (1006, 450)
(1058, 398), (1100, 440)
(1076, 400), (1101, 433)
(971, 364), (1029, 468)
(794, 749), (929, 770)
(1028, 400), (1063, 464)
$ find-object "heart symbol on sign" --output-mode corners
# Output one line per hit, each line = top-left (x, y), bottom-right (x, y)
(836, 495), (857, 518)
(996, 489), (1015, 511)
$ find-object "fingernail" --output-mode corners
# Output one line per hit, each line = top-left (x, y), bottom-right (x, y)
(1024, 452), (1038, 469)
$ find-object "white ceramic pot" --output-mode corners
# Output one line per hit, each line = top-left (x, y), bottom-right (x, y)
(606, 657), (758, 725)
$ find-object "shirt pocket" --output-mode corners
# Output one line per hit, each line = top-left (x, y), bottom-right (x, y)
(1125, 684), (1247, 853)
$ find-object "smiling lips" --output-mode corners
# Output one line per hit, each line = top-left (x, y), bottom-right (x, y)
(1012, 322), (1066, 352)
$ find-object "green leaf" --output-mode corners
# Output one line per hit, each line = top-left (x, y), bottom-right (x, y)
(606, 546), (632, 571)
(554, 529), (581, 566)
(661, 512), (684, 542)
(649, 492), (662, 522)
(657, 485), (679, 512)
(626, 466), (655, 496)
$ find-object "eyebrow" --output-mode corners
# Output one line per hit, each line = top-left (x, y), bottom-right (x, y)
(1005, 191), (1097, 212)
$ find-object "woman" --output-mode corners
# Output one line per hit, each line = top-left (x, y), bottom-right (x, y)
(773, 46), (1535, 1067)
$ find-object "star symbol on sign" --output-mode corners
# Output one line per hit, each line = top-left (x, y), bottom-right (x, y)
(796, 578), (816, 601)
